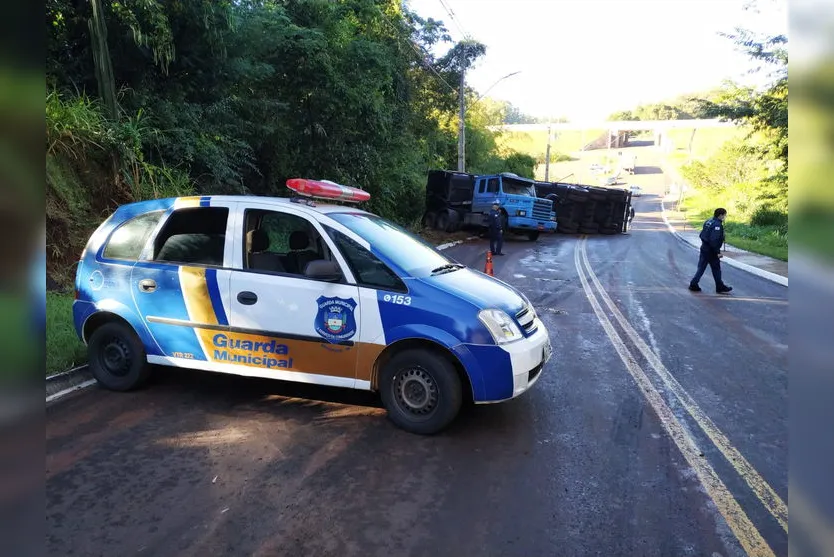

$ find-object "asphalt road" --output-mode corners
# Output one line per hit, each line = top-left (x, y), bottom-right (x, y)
(46, 148), (789, 557)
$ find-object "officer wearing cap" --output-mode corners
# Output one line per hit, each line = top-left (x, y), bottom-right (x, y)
(487, 201), (504, 256)
(689, 207), (733, 294)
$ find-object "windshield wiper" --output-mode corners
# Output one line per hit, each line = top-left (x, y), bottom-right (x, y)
(431, 263), (465, 275)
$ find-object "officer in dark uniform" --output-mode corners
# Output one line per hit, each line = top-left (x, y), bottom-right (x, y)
(487, 201), (505, 256)
(689, 207), (733, 293)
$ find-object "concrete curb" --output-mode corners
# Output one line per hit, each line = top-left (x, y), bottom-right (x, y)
(46, 364), (94, 403)
(436, 236), (479, 251)
(660, 199), (788, 287)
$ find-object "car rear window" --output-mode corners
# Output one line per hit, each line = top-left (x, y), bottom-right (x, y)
(102, 212), (164, 261)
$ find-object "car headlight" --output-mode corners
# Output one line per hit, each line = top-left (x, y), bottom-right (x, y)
(516, 210), (527, 217)
(478, 309), (523, 344)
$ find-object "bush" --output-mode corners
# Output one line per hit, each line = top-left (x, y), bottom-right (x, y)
(751, 207), (788, 229)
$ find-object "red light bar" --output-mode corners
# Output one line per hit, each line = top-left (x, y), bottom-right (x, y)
(286, 178), (371, 203)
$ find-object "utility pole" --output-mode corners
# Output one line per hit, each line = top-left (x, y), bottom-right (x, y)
(457, 42), (466, 172)
(544, 123), (552, 182)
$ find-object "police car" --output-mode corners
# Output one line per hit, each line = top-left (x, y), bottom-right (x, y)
(73, 179), (552, 434)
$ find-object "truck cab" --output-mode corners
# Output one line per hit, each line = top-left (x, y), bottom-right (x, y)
(473, 173), (556, 240)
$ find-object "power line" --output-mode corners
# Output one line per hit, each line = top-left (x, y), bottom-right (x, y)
(378, 13), (457, 93)
(437, 0), (471, 40)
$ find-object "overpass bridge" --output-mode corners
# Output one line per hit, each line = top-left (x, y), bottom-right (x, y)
(487, 119), (736, 133)
(488, 119), (737, 151)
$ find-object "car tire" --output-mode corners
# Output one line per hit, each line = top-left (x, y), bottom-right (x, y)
(379, 348), (463, 435)
(88, 321), (152, 392)
(527, 231), (540, 241)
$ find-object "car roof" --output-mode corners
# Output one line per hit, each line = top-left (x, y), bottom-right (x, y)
(123, 195), (372, 218)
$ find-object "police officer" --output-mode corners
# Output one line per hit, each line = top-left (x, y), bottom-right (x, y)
(689, 207), (733, 293)
(487, 201), (505, 256)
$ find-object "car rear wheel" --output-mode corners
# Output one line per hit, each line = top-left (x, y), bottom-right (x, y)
(88, 321), (152, 391)
(379, 348), (462, 435)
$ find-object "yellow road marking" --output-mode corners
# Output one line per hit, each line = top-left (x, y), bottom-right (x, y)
(574, 239), (776, 557)
(579, 237), (789, 533)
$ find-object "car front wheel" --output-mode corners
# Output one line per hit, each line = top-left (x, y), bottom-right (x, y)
(379, 348), (463, 435)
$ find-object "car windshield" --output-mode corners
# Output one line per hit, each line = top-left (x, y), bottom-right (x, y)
(502, 178), (535, 196)
(329, 212), (458, 277)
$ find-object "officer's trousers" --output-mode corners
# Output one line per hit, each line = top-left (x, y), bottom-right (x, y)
(691, 247), (722, 287)
(489, 232), (503, 255)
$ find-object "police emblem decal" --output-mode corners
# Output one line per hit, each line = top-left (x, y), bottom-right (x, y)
(315, 296), (358, 343)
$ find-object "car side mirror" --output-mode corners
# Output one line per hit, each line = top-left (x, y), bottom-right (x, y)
(304, 260), (342, 282)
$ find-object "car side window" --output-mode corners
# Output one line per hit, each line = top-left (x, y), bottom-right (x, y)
(243, 209), (330, 276)
(151, 207), (229, 267)
(103, 212), (164, 261)
(487, 178), (499, 193)
(326, 227), (406, 292)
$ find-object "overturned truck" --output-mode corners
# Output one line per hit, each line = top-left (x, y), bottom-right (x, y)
(535, 181), (633, 235)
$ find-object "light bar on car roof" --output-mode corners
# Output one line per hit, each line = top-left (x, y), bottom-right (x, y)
(286, 178), (371, 203)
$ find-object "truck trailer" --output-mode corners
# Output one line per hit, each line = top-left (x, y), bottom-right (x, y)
(534, 180), (633, 235)
(422, 170), (556, 240)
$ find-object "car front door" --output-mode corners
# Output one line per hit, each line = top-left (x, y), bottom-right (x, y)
(220, 203), (362, 388)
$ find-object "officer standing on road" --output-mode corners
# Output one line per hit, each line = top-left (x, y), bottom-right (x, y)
(487, 201), (505, 256)
(689, 208), (733, 294)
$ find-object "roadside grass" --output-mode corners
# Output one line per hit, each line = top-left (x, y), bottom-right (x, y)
(499, 129), (605, 159)
(47, 292), (86, 376)
(681, 190), (788, 261)
(665, 127), (748, 161)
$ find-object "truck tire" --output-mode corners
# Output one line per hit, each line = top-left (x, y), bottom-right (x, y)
(436, 211), (449, 232)
(422, 211), (437, 229)
(445, 210), (461, 232)
(527, 231), (540, 241)
(379, 348), (463, 435)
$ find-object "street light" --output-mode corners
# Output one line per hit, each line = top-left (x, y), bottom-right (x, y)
(470, 71), (522, 109)
(458, 68), (522, 172)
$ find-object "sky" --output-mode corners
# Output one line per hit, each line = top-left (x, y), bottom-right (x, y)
(404, 0), (788, 121)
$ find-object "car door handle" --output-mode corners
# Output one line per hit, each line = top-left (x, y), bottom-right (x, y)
(138, 279), (157, 293)
(237, 291), (258, 305)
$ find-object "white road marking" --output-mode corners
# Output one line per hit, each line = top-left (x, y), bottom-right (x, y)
(579, 237), (788, 533)
(574, 239), (776, 557)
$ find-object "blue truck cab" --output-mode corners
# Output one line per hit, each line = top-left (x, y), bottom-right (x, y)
(473, 173), (556, 239)
(422, 170), (556, 240)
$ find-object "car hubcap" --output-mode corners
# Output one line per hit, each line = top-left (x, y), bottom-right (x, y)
(394, 368), (438, 417)
(101, 337), (131, 377)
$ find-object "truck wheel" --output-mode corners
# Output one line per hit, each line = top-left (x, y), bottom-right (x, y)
(527, 231), (540, 241)
(436, 211), (449, 232)
(443, 210), (460, 232)
(88, 321), (152, 391)
(422, 212), (437, 229)
(379, 348), (463, 435)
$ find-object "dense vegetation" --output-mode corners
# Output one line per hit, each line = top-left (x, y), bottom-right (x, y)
(46, 0), (534, 288)
(677, 25), (788, 260)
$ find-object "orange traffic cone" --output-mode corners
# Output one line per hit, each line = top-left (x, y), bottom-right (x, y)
(484, 250), (494, 276)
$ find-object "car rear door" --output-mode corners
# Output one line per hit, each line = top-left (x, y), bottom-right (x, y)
(130, 198), (237, 362)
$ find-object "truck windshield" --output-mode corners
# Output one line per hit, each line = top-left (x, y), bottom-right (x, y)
(329, 212), (456, 277)
(502, 178), (535, 196)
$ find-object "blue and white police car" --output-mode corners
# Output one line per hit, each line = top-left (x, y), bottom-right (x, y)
(73, 179), (552, 434)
